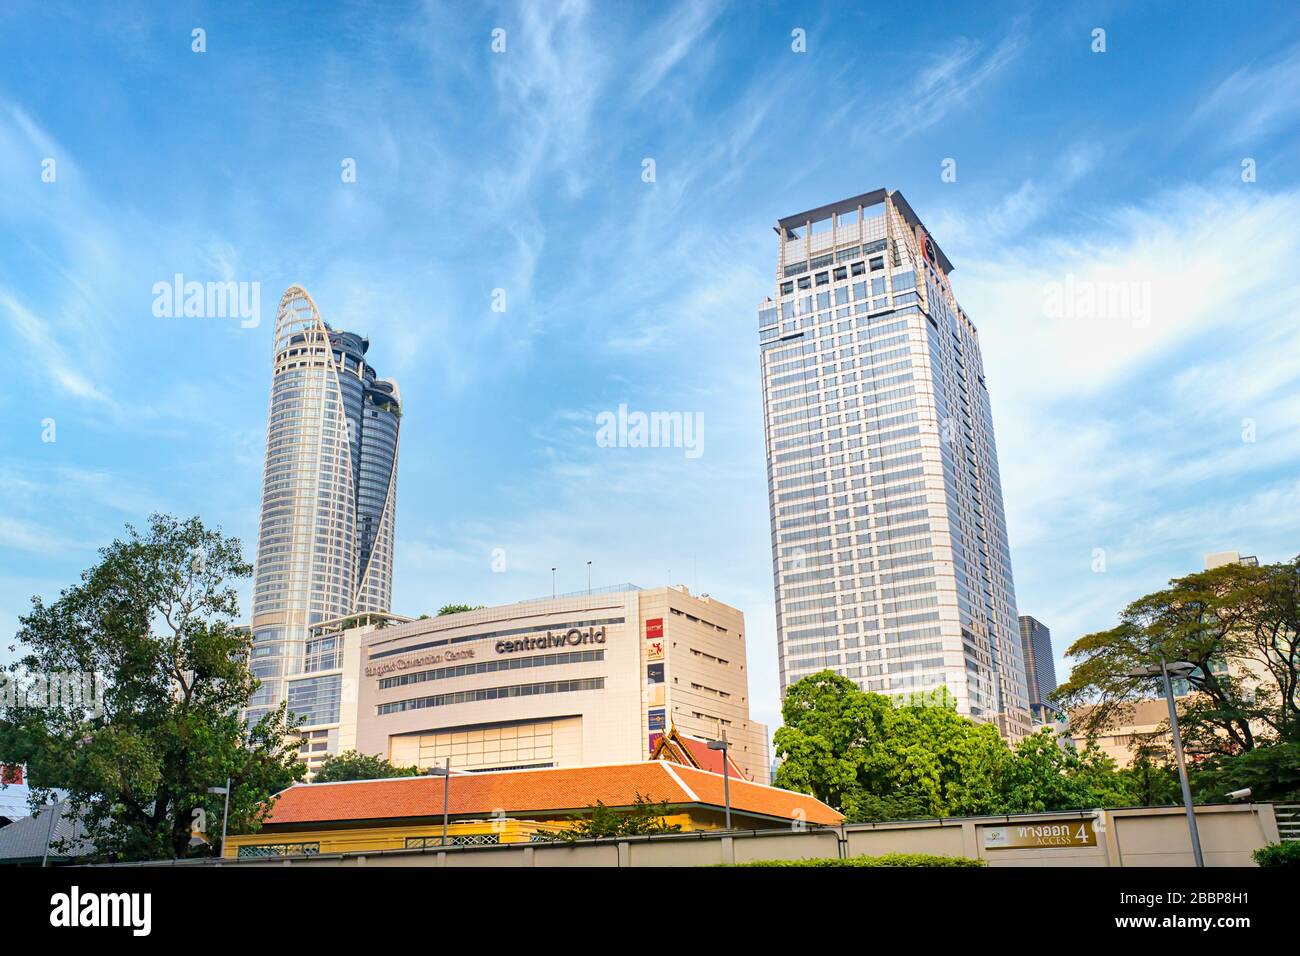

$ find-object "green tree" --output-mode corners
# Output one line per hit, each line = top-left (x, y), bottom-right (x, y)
(1117, 744), (1182, 806)
(539, 793), (682, 842)
(998, 732), (1130, 813)
(775, 671), (1137, 820)
(879, 694), (1012, 818)
(1190, 741), (1300, 803)
(437, 604), (485, 616)
(312, 749), (420, 783)
(771, 671), (892, 812)
(0, 515), (304, 861)
(1056, 558), (1300, 757)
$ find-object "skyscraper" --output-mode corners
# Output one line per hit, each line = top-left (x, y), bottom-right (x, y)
(246, 285), (402, 754)
(758, 189), (1031, 739)
(1018, 615), (1057, 724)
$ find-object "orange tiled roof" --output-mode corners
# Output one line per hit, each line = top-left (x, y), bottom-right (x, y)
(677, 736), (748, 779)
(265, 762), (841, 827)
(648, 726), (751, 779)
(665, 764), (841, 826)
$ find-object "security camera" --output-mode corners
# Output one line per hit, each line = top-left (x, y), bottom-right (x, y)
(1226, 788), (1252, 801)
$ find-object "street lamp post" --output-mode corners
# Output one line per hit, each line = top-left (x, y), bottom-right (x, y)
(430, 760), (451, 846)
(707, 733), (731, 830)
(1127, 658), (1204, 867)
(40, 797), (60, 868)
(207, 778), (231, 860)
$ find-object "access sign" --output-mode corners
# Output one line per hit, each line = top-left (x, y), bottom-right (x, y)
(981, 820), (1097, 849)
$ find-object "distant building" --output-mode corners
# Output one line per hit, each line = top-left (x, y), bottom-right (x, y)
(758, 188), (1031, 739)
(310, 584), (769, 781)
(1204, 550), (1258, 570)
(1017, 616), (1058, 724)
(1068, 699), (1181, 768)
(0, 799), (92, 866)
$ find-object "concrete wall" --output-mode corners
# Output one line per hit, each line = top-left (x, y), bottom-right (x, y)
(175, 803), (1279, 868)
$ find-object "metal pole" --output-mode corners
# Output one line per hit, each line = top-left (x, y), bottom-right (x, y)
(722, 747), (731, 830)
(40, 798), (60, 867)
(586, 561), (592, 595)
(551, 568), (556, 599)
(220, 776), (231, 860)
(441, 759), (450, 847)
(1161, 655), (1204, 867)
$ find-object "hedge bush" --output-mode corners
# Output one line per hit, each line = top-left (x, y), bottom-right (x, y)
(1252, 841), (1300, 867)
(720, 853), (985, 868)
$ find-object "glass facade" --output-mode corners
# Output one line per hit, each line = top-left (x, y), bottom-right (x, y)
(247, 286), (401, 731)
(1018, 615), (1057, 719)
(759, 190), (1031, 739)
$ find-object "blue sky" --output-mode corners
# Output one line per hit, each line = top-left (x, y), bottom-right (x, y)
(3, 1), (1300, 733)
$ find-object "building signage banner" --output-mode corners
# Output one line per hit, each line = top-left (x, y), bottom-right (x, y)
(981, 820), (1097, 849)
(648, 708), (666, 731)
(365, 648), (475, 678)
(646, 662), (664, 684)
(646, 639), (664, 661)
(496, 626), (606, 655)
(645, 618), (664, 639)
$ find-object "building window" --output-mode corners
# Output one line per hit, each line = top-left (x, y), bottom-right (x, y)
(377, 678), (606, 716)
(303, 636), (342, 672)
(286, 674), (342, 725)
(377, 649), (604, 690)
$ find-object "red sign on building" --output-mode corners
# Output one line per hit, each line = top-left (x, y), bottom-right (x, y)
(645, 618), (664, 639)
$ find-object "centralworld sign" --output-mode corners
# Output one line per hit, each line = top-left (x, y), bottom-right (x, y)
(364, 626), (609, 676)
(496, 626), (607, 655)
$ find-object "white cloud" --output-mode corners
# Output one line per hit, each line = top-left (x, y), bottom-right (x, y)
(957, 186), (1300, 402)
(947, 186), (1300, 686)
(1188, 40), (1300, 145)
(875, 30), (1027, 140)
(627, 0), (723, 103)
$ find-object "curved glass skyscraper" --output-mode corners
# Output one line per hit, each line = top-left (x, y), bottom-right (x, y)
(247, 285), (401, 740)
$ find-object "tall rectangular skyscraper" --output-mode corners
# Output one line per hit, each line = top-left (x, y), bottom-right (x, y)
(758, 189), (1031, 739)
(246, 285), (402, 760)
(1018, 615), (1057, 723)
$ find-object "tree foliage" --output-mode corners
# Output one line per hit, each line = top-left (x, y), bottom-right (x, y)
(437, 604), (485, 616)
(1055, 557), (1300, 757)
(312, 749), (421, 783)
(1118, 745), (1182, 807)
(539, 793), (682, 842)
(0, 515), (304, 861)
(774, 671), (1145, 821)
(1190, 741), (1300, 803)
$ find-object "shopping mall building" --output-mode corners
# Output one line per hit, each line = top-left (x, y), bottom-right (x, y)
(309, 585), (769, 781)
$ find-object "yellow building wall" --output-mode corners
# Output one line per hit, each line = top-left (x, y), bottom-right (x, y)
(223, 812), (705, 859)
